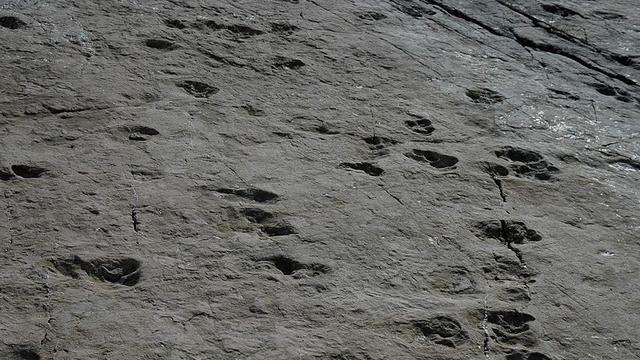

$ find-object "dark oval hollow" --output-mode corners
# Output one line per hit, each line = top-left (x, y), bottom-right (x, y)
(270, 22), (299, 33)
(364, 136), (382, 145)
(242, 104), (264, 116)
(506, 351), (552, 360)
(405, 115), (435, 135)
(164, 19), (186, 29)
(591, 83), (617, 96)
(78, 257), (142, 286)
(128, 125), (160, 136)
(11, 165), (47, 178)
(414, 128), (435, 135)
(534, 172), (551, 181)
(261, 223), (297, 237)
(177, 80), (219, 98)
(541, 3), (579, 17)
(241, 207), (273, 223)
(482, 162), (509, 177)
(0, 168), (15, 181)
(50, 258), (80, 278)
(405, 117), (435, 133)
(145, 38), (177, 50)
(495, 147), (543, 163)
(418, 316), (463, 338)
(526, 160), (549, 171)
(272, 57), (305, 70)
(422, 151), (457, 168)
(466, 88), (505, 104)
(129, 134), (148, 141)
(0, 16), (26, 29)
(315, 124), (339, 134)
(214, 187), (279, 203)
(307, 263), (331, 274)
(510, 164), (534, 176)
(339, 162), (384, 176)
(260, 255), (305, 275)
(363, 135), (397, 146)
(399, 5), (435, 18)
(52, 256), (142, 286)
(226, 24), (264, 36)
(503, 221), (543, 244)
(487, 310), (535, 332)
(414, 118), (432, 127)
(408, 125), (435, 135)
(202, 20), (225, 30)
(405, 120), (418, 128)
(14, 348), (40, 360)
(406, 150), (458, 168)
(474, 220), (503, 240)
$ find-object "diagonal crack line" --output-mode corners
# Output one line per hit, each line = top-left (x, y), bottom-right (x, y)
(421, 0), (503, 36)
(131, 185), (141, 233)
(131, 209), (140, 232)
(366, 31), (443, 77)
(306, 0), (352, 24)
(382, 187), (405, 206)
(493, 0), (639, 71)
(379, 37), (442, 76)
(499, 220), (525, 265)
(492, 0), (638, 86)
(508, 31), (637, 87)
(492, 178), (506, 203)
(389, 0), (532, 73)
(495, 0), (592, 48)
(425, 15), (517, 63)
(418, 0), (638, 86)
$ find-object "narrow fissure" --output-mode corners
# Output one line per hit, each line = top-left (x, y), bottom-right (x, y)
(494, 0), (640, 72)
(499, 220), (525, 265)
(131, 208), (140, 232)
(493, 178), (507, 202)
(418, 0), (638, 86)
(422, 0), (503, 36)
(509, 31), (637, 86)
(506, 242), (525, 264)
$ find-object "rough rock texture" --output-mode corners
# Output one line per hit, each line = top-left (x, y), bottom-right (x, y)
(1, 0), (639, 359)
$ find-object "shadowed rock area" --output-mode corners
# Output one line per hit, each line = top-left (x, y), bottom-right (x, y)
(1, 0), (639, 359)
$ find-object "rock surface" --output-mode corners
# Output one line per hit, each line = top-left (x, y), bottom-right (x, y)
(1, 0), (639, 359)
